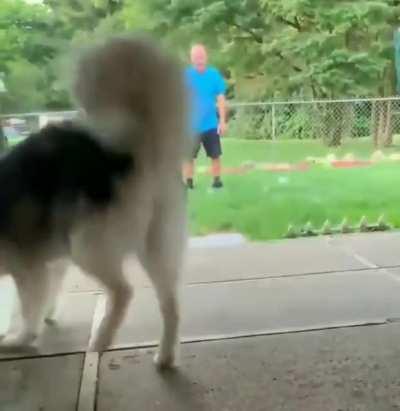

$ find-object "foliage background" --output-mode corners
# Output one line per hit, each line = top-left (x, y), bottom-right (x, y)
(0, 0), (399, 113)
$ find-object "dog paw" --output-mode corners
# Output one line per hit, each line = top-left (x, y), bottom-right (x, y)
(153, 351), (179, 370)
(0, 333), (38, 353)
(44, 317), (58, 327)
(88, 336), (110, 353)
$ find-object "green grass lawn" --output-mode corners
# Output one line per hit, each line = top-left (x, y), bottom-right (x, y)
(196, 137), (400, 166)
(8, 134), (400, 241)
(189, 138), (400, 241)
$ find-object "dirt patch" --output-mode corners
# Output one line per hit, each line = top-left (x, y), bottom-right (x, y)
(259, 162), (310, 172)
(200, 158), (379, 175)
(205, 165), (254, 175)
(204, 162), (311, 174)
(331, 160), (372, 169)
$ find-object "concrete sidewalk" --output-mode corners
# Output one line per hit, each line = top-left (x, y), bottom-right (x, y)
(2, 232), (400, 410)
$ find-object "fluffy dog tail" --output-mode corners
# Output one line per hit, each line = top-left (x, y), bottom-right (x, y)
(73, 35), (189, 172)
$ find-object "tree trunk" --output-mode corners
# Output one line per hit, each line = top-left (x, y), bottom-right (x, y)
(312, 103), (325, 140)
(371, 101), (378, 148)
(342, 103), (354, 142)
(372, 100), (393, 148)
(383, 100), (393, 146)
(324, 103), (344, 147)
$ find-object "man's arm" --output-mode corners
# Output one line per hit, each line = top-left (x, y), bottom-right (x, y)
(214, 68), (227, 136)
(217, 94), (227, 136)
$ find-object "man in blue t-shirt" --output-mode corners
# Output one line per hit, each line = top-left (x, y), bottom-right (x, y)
(184, 44), (227, 189)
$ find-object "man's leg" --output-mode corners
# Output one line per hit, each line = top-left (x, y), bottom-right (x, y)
(183, 160), (195, 189)
(211, 158), (223, 188)
(183, 136), (201, 189)
(203, 129), (223, 189)
(211, 158), (221, 178)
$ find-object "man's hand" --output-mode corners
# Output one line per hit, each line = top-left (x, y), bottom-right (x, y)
(218, 121), (227, 136)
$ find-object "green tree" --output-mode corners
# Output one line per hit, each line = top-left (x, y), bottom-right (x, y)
(0, 59), (47, 112)
(1, 0), (400, 138)
(124, 0), (399, 145)
(0, 0), (65, 112)
(0, 0), (126, 113)
(129, 0), (399, 99)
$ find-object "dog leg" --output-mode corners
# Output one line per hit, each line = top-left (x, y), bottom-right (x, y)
(138, 197), (186, 370)
(0, 266), (49, 351)
(151, 274), (180, 370)
(139, 238), (183, 369)
(91, 275), (132, 353)
(79, 257), (132, 353)
(43, 258), (69, 325)
(44, 268), (67, 326)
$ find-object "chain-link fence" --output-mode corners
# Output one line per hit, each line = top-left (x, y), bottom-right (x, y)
(228, 97), (400, 147)
(0, 110), (77, 142)
(2, 97), (400, 148)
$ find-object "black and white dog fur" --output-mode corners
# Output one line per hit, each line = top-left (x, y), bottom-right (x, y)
(0, 36), (188, 368)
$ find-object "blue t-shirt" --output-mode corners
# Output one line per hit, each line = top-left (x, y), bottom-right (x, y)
(185, 66), (226, 134)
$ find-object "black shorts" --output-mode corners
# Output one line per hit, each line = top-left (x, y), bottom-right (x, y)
(193, 129), (222, 159)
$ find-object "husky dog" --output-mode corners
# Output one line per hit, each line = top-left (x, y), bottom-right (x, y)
(0, 36), (188, 368)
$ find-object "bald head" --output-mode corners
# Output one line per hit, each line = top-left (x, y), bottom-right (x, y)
(190, 44), (208, 72)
